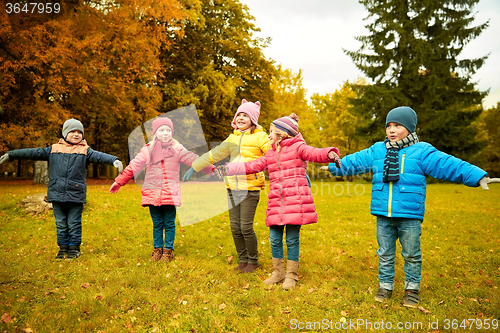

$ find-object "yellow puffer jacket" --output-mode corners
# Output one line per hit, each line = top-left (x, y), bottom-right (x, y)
(192, 126), (271, 191)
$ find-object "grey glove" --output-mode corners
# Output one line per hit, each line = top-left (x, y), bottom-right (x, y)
(0, 153), (8, 165)
(479, 177), (500, 190)
(113, 160), (123, 173)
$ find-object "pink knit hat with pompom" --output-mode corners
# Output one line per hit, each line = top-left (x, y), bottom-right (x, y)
(231, 99), (261, 129)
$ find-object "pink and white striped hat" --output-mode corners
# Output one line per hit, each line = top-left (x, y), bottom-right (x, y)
(272, 113), (299, 137)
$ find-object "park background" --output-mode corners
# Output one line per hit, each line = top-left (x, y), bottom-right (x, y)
(0, 0), (499, 332)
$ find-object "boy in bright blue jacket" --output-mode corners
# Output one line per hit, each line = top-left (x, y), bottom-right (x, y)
(324, 106), (499, 308)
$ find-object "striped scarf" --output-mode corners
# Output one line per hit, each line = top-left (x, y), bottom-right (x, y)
(382, 133), (419, 183)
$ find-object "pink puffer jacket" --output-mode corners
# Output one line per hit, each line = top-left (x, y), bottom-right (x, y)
(115, 139), (200, 207)
(227, 134), (337, 227)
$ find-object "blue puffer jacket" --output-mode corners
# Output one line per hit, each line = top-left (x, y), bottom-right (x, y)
(328, 142), (487, 220)
(8, 139), (118, 204)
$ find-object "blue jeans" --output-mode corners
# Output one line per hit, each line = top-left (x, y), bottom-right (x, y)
(269, 225), (301, 261)
(52, 201), (84, 247)
(149, 205), (177, 250)
(376, 216), (422, 291)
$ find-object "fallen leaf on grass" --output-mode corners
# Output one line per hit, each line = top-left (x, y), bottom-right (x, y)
(227, 256), (233, 264)
(96, 295), (102, 300)
(437, 301), (444, 305)
(82, 283), (90, 288)
(283, 310), (291, 314)
(242, 283), (249, 289)
(23, 328), (33, 333)
(341, 310), (348, 316)
(1, 313), (11, 323)
(219, 304), (226, 310)
(418, 306), (431, 314)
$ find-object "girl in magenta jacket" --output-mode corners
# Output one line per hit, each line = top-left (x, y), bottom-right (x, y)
(109, 117), (209, 263)
(217, 114), (341, 289)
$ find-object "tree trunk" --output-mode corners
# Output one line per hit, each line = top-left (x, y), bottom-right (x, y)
(33, 160), (49, 185)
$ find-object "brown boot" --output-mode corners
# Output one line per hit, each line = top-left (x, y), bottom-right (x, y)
(150, 248), (163, 262)
(234, 262), (247, 273)
(243, 263), (259, 273)
(263, 258), (285, 285)
(162, 249), (173, 263)
(282, 260), (299, 290)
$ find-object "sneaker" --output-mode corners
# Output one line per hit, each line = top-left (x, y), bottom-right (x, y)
(66, 247), (81, 259)
(150, 248), (163, 262)
(374, 287), (393, 302)
(55, 245), (68, 260)
(162, 249), (173, 263)
(403, 289), (419, 308)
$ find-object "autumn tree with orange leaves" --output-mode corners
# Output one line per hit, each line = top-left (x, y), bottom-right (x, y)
(0, 0), (189, 173)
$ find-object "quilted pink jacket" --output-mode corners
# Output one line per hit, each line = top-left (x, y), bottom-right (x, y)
(115, 140), (201, 207)
(226, 134), (338, 227)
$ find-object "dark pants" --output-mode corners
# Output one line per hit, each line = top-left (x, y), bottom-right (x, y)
(52, 201), (84, 247)
(227, 189), (260, 265)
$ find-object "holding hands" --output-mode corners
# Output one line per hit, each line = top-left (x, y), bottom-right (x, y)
(214, 164), (229, 180)
(327, 147), (341, 169)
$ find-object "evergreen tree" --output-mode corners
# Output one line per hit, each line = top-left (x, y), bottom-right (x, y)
(346, 0), (489, 159)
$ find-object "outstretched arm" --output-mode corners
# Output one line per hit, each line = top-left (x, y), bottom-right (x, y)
(191, 140), (231, 172)
(421, 144), (487, 187)
(4, 147), (51, 162)
(216, 155), (269, 179)
(325, 146), (376, 177)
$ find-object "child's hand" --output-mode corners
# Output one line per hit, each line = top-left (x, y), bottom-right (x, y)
(328, 150), (341, 169)
(0, 153), (8, 165)
(479, 177), (500, 190)
(319, 166), (329, 172)
(183, 167), (195, 182)
(214, 165), (228, 180)
(113, 160), (123, 173)
(109, 182), (121, 193)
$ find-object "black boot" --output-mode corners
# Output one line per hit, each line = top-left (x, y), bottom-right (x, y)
(55, 244), (69, 259)
(66, 245), (81, 259)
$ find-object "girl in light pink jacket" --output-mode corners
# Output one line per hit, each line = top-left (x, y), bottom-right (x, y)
(217, 114), (341, 289)
(110, 117), (210, 263)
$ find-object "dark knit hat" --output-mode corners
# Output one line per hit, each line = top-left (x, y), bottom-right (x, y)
(386, 106), (417, 133)
(62, 119), (84, 138)
(272, 113), (299, 137)
(152, 117), (174, 135)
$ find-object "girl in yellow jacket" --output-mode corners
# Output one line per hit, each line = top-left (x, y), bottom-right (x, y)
(184, 100), (271, 273)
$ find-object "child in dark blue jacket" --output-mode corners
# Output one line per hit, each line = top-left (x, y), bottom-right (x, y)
(0, 119), (123, 259)
(324, 106), (499, 308)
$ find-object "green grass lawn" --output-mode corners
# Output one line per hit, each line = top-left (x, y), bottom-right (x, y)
(0, 180), (499, 332)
